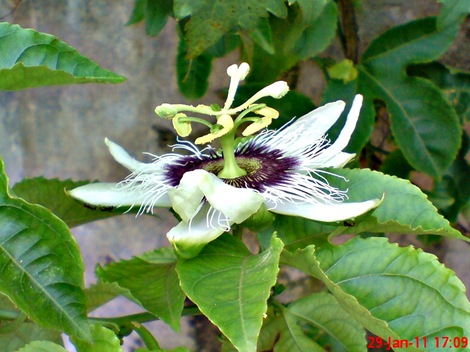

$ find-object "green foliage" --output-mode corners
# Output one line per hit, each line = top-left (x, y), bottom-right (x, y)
(13, 341), (68, 352)
(325, 168), (465, 239)
(408, 62), (470, 123)
(97, 248), (185, 331)
(248, 0), (338, 84)
(321, 81), (375, 154)
(174, 0), (287, 58)
(84, 281), (134, 313)
(282, 237), (470, 351)
(71, 324), (123, 352)
(0, 292), (63, 352)
(177, 234), (283, 352)
(12, 178), (121, 228)
(176, 35), (213, 99)
(268, 167), (466, 252)
(126, 0), (173, 36)
(358, 17), (461, 178)
(258, 293), (366, 351)
(134, 348), (190, 352)
(0, 160), (90, 342)
(0, 22), (125, 90)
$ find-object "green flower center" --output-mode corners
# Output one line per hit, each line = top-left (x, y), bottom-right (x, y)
(203, 157), (261, 176)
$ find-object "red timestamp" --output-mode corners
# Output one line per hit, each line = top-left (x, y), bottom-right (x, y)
(368, 335), (469, 350)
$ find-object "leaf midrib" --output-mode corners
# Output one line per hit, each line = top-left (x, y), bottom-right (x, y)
(0, 201), (88, 339)
(358, 66), (440, 174)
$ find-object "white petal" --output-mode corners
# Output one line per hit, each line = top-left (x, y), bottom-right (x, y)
(167, 171), (206, 222)
(68, 182), (172, 208)
(199, 175), (264, 223)
(167, 203), (228, 258)
(168, 169), (264, 224)
(105, 138), (146, 172)
(309, 94), (363, 167)
(267, 197), (381, 222)
(321, 152), (356, 168)
(254, 100), (346, 160)
(284, 100), (346, 141)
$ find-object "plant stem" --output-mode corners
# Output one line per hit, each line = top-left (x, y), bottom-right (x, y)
(88, 306), (201, 326)
(0, 311), (27, 334)
(338, 0), (359, 63)
(0, 308), (21, 320)
(132, 322), (161, 350)
(1, 306), (201, 329)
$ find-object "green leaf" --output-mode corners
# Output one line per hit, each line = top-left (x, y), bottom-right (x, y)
(85, 281), (133, 313)
(175, 0), (287, 58)
(134, 348), (190, 352)
(259, 293), (366, 351)
(258, 307), (325, 352)
(283, 237), (470, 351)
(12, 178), (120, 228)
(289, 0), (327, 26)
(176, 234), (283, 352)
(324, 168), (467, 241)
(0, 322), (63, 352)
(251, 17), (275, 55)
(145, 0), (173, 36)
(286, 293), (366, 352)
(321, 79), (375, 154)
(289, 0), (338, 59)
(205, 33), (241, 58)
(0, 160), (90, 341)
(426, 133), (470, 222)
(379, 149), (413, 179)
(408, 62), (470, 122)
(269, 168), (467, 250)
(248, 1), (337, 84)
(176, 36), (213, 99)
(437, 0), (470, 28)
(71, 324), (123, 352)
(97, 248), (185, 331)
(358, 17), (462, 177)
(0, 22), (125, 90)
(260, 214), (335, 252)
(126, 0), (147, 25)
(13, 341), (68, 352)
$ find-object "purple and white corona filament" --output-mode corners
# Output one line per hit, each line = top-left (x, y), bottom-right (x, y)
(69, 63), (380, 257)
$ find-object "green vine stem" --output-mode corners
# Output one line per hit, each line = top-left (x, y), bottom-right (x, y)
(337, 0), (359, 63)
(88, 306), (201, 326)
(0, 306), (201, 337)
(132, 322), (161, 350)
(0, 311), (26, 334)
(0, 308), (20, 320)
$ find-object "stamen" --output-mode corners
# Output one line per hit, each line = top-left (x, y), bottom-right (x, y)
(228, 81), (289, 114)
(195, 114), (234, 145)
(224, 63), (250, 110)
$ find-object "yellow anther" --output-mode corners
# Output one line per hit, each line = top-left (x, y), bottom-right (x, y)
(255, 106), (279, 119)
(195, 114), (234, 145)
(172, 113), (192, 137)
